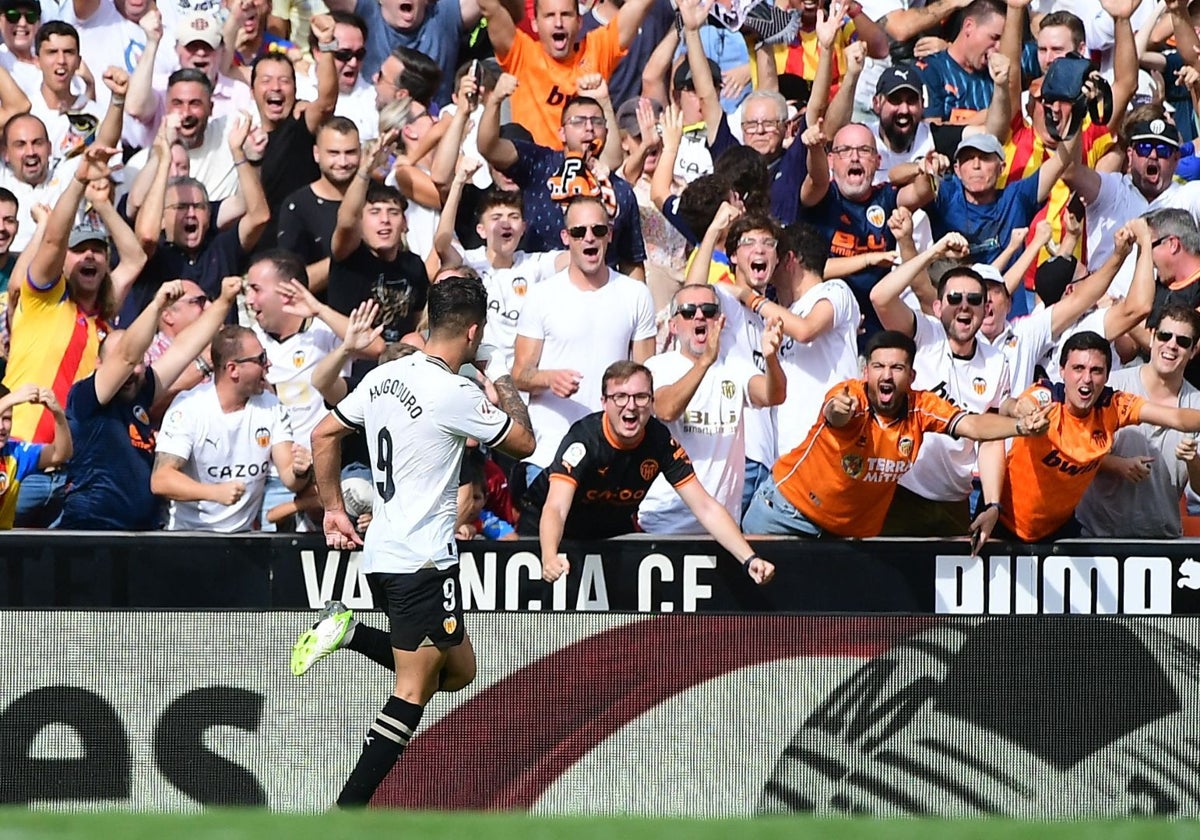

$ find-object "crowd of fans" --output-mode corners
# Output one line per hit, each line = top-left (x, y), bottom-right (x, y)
(2, 0), (1200, 543)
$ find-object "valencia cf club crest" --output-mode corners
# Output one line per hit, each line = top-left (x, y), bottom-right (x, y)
(512, 277), (528, 296)
(898, 436), (914, 458)
(640, 459), (659, 481)
(973, 376), (987, 396)
(292, 350), (305, 368)
(443, 616), (458, 635)
(255, 426), (271, 447)
(133, 405), (149, 425)
(842, 454), (865, 479)
(866, 205), (886, 228)
(721, 380), (735, 399)
(0, 469), (8, 496)
(1092, 429), (1108, 444)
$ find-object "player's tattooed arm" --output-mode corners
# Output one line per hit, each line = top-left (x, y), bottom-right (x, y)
(494, 374), (532, 431)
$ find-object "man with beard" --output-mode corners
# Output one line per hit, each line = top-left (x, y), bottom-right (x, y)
(799, 120), (944, 343)
(637, 284), (786, 534)
(870, 239), (1014, 542)
(926, 131), (1077, 267)
(520, 359), (776, 588)
(741, 330), (1050, 538)
(1075, 306), (1200, 539)
(58, 276), (239, 530)
(152, 324), (310, 532)
(123, 112), (269, 323)
(3, 145), (146, 524)
(915, 0), (1008, 124)
(276, 116), (360, 295)
(327, 137), (429, 347)
(478, 75), (646, 277)
(480, 0), (654, 149)
(250, 14), (337, 242)
(1003, 329), (1200, 542)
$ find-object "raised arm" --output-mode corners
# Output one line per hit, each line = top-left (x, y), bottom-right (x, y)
(806, 0), (846, 126)
(87, 176), (146, 303)
(126, 8), (162, 124)
(430, 71), (478, 196)
(1102, 0), (1141, 128)
(870, 232), (970, 334)
(616, 0), (655, 48)
(1037, 128), (1082, 204)
(311, 301), (384, 405)
(1109, 218), (1159, 348)
(650, 103), (683, 212)
(747, 316), (787, 407)
(824, 41), (867, 140)
(228, 112), (272, 252)
(303, 15), (339, 135)
(800, 119), (831, 207)
(478, 0), (518, 59)
(94, 69), (130, 150)
(0, 63), (30, 129)
(96, 280), (185, 404)
(641, 26), (679, 106)
(686, 201), (741, 286)
(848, 0), (891, 59)
(432, 157), (479, 276)
(29, 149), (108, 289)
(154, 276), (243, 390)
(332, 132), (395, 260)
(1049, 226), (1134, 337)
(577, 73), (623, 171)
(679, 0), (724, 142)
(878, 0), (972, 42)
(1000, 0), (1028, 118)
(477, 73), (520, 172)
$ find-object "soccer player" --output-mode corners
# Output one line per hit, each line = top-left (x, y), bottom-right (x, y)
(296, 277), (536, 807)
(742, 330), (1050, 538)
(1002, 330), (1200, 542)
(519, 360), (776, 585)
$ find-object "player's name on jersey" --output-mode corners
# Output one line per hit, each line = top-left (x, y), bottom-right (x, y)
(367, 378), (423, 418)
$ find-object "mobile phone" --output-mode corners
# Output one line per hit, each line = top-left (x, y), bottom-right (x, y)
(1066, 191), (1085, 218)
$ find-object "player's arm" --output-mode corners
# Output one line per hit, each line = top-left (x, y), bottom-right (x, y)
(1137, 403), (1200, 433)
(311, 410), (361, 548)
(954, 404), (1051, 441)
(488, 373), (537, 459)
(539, 476), (576, 582)
(675, 479), (774, 584)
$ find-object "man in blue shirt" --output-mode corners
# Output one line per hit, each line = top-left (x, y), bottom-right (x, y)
(57, 276), (240, 530)
(478, 73), (646, 278)
(927, 132), (1076, 266)
(917, 0), (1005, 124)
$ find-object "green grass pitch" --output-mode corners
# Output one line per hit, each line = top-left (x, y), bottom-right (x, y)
(1, 811), (1199, 839)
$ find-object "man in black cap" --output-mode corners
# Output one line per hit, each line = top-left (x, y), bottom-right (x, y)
(669, 55), (723, 183)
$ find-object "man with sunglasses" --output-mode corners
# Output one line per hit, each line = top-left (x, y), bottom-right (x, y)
(520, 359), (775, 587)
(637, 284), (786, 534)
(1075, 305), (1200, 538)
(870, 237), (1013, 544)
(294, 12), (378, 140)
(152, 324), (311, 532)
(0, 0), (42, 90)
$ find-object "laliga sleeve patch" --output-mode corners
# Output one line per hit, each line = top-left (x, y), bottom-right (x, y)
(562, 442), (586, 469)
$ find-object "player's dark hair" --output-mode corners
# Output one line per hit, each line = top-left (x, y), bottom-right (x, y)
(251, 249), (309, 287)
(935, 266), (987, 299)
(725, 213), (783, 259)
(714, 145), (770, 213)
(865, 330), (917, 366)
(1059, 329), (1111, 370)
(34, 20), (78, 54)
(1038, 11), (1086, 49)
(428, 275), (488, 336)
(780, 223), (829, 278)
(211, 325), (256, 375)
(563, 194), (609, 224)
(0, 186), (19, 208)
(390, 46), (443, 107)
(317, 115), (360, 140)
(250, 51), (294, 87)
(380, 341), (421, 363)
(476, 188), (524, 221)
(962, 0), (1004, 24)
(562, 96), (604, 124)
(602, 360), (653, 395)
(365, 181), (408, 211)
(677, 174), (732, 242)
(167, 67), (213, 94)
(1158, 304), (1200, 339)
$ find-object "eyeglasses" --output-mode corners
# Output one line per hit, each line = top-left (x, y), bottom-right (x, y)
(333, 47), (367, 62)
(1156, 329), (1196, 348)
(676, 302), (719, 319)
(742, 119), (782, 135)
(831, 144), (877, 159)
(1151, 234), (1176, 249)
(374, 71), (400, 89)
(565, 116), (606, 128)
(605, 391), (652, 407)
(945, 291), (985, 306)
(3, 8), (39, 23)
(567, 223), (609, 239)
(737, 236), (777, 249)
(1133, 141), (1177, 158)
(232, 350), (268, 366)
(167, 201), (207, 212)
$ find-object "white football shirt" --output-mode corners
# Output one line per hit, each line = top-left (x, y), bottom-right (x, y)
(461, 247), (562, 370)
(254, 318), (344, 449)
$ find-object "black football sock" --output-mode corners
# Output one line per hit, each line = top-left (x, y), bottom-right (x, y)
(336, 695), (424, 807)
(344, 623), (396, 671)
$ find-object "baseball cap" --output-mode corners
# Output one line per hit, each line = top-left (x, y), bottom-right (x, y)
(176, 12), (222, 49)
(0, 0), (38, 11)
(954, 133), (1006, 160)
(1128, 116), (1181, 149)
(1035, 254), (1078, 305)
(777, 73), (811, 107)
(68, 217), (109, 249)
(971, 263), (1006, 286)
(876, 64), (923, 98)
(616, 97), (664, 137)
(673, 58), (723, 92)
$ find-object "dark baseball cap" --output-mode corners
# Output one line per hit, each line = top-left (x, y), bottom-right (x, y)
(1128, 117), (1181, 149)
(674, 58), (723, 91)
(876, 64), (924, 98)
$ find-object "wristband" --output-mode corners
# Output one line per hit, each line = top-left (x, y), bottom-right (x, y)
(194, 357), (213, 377)
(234, 158), (248, 167)
(317, 39), (339, 53)
(979, 502), (1003, 515)
(110, 97), (125, 106)
(745, 293), (766, 313)
(743, 553), (759, 568)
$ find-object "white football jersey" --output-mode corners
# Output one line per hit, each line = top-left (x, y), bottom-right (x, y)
(901, 314), (1012, 501)
(461, 248), (562, 369)
(333, 351), (514, 574)
(254, 318), (345, 448)
(157, 383), (294, 532)
(714, 283), (778, 468)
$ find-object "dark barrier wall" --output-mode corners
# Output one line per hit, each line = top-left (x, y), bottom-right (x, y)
(4, 535), (1200, 815)
(4, 533), (1200, 613)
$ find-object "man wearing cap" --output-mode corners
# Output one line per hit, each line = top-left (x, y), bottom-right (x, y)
(3, 145), (146, 525)
(926, 130), (1078, 267)
(669, 57), (722, 183)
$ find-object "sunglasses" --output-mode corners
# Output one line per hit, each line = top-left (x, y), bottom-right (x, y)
(232, 350), (269, 366)
(333, 47), (367, 62)
(1156, 329), (1196, 349)
(567, 223), (609, 239)
(944, 291), (985, 306)
(676, 302), (719, 319)
(3, 8), (39, 23)
(1133, 141), (1177, 158)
